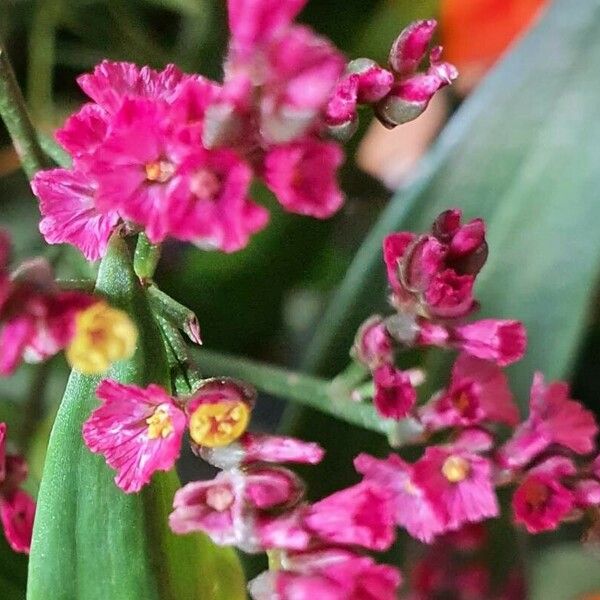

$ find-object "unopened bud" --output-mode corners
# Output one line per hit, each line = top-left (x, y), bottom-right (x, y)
(389, 19), (437, 76)
(347, 58), (394, 103)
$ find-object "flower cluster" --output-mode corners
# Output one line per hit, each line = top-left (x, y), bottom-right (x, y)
(0, 229), (135, 376)
(30, 2), (456, 261)
(0, 423), (36, 554)
(348, 208), (600, 546)
(173, 433), (401, 599)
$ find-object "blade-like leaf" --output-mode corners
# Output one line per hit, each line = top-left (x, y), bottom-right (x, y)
(303, 0), (600, 404)
(28, 236), (245, 600)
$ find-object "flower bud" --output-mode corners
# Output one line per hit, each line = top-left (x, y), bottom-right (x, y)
(373, 363), (417, 420)
(352, 315), (394, 369)
(347, 58), (394, 103)
(389, 19), (437, 76)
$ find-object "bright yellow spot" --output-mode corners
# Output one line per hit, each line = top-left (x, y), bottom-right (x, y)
(442, 455), (470, 483)
(146, 405), (174, 439)
(145, 160), (175, 183)
(189, 401), (250, 447)
(66, 302), (137, 375)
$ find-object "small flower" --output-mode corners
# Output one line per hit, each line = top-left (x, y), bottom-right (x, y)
(304, 481), (396, 551)
(512, 457), (576, 533)
(388, 19), (438, 76)
(352, 315), (394, 369)
(499, 373), (598, 469)
(66, 301), (137, 374)
(373, 363), (417, 420)
(263, 138), (344, 218)
(347, 58), (395, 103)
(199, 432), (324, 470)
(419, 353), (518, 431)
(187, 378), (255, 448)
(355, 452), (446, 543)
(324, 73), (359, 128)
(82, 380), (187, 493)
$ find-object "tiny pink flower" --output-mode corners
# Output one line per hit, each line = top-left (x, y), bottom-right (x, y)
(199, 432), (325, 469)
(263, 138), (344, 218)
(389, 19), (438, 76)
(0, 489), (36, 554)
(355, 452), (446, 543)
(244, 466), (303, 510)
(499, 373), (598, 469)
(324, 73), (359, 127)
(412, 444), (499, 533)
(352, 315), (394, 369)
(304, 481), (395, 551)
(32, 168), (120, 261)
(77, 60), (191, 114)
(82, 380), (187, 493)
(420, 353), (518, 431)
(373, 363), (417, 420)
(348, 58), (395, 103)
(512, 457), (576, 534)
(55, 103), (109, 159)
(383, 231), (417, 302)
(574, 479), (600, 507)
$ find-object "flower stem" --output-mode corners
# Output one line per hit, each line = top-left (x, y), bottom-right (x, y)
(148, 285), (202, 344)
(134, 233), (162, 283)
(0, 37), (49, 178)
(193, 348), (397, 438)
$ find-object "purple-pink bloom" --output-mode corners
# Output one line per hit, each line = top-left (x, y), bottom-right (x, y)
(352, 315), (394, 369)
(304, 481), (395, 551)
(420, 353), (518, 431)
(355, 452), (446, 543)
(412, 444), (499, 533)
(512, 457), (576, 534)
(82, 380), (187, 493)
(324, 73), (359, 127)
(55, 103), (109, 159)
(0, 489), (36, 554)
(32, 169), (120, 261)
(263, 138), (343, 218)
(373, 363), (417, 420)
(499, 373), (598, 469)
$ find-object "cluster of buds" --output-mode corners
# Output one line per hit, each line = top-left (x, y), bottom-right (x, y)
(30, 1), (456, 262)
(0, 230), (136, 376)
(171, 430), (402, 599)
(0, 423), (36, 553)
(348, 208), (600, 546)
(325, 19), (457, 139)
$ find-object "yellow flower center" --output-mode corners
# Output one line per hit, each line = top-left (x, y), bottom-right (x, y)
(146, 405), (174, 439)
(145, 160), (175, 183)
(66, 302), (137, 375)
(189, 401), (250, 448)
(442, 455), (471, 483)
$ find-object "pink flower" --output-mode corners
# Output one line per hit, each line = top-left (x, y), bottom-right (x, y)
(167, 147), (268, 252)
(82, 380), (187, 493)
(0, 260), (95, 375)
(0, 489), (36, 554)
(512, 457), (576, 533)
(417, 318), (527, 366)
(263, 138), (343, 218)
(244, 466), (303, 510)
(227, 0), (307, 61)
(32, 169), (120, 261)
(55, 103), (109, 159)
(77, 60), (192, 114)
(352, 315), (394, 369)
(420, 353), (518, 431)
(412, 443), (499, 533)
(304, 481), (395, 551)
(499, 373), (598, 469)
(199, 432), (324, 469)
(324, 73), (359, 127)
(388, 20), (438, 76)
(355, 452), (446, 543)
(348, 58), (395, 103)
(383, 231), (416, 302)
(373, 363), (417, 420)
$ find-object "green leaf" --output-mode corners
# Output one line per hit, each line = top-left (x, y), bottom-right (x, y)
(28, 236), (245, 600)
(302, 0), (600, 403)
(529, 544), (600, 600)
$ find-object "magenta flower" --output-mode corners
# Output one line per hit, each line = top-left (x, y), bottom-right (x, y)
(512, 457), (576, 534)
(388, 19), (438, 76)
(412, 443), (499, 533)
(304, 481), (395, 551)
(419, 353), (518, 431)
(373, 363), (417, 420)
(77, 60), (192, 114)
(324, 73), (359, 128)
(200, 432), (325, 470)
(82, 380), (187, 493)
(263, 138), (344, 218)
(32, 169), (120, 261)
(352, 315), (394, 369)
(349, 59), (395, 103)
(55, 103), (109, 159)
(499, 373), (598, 469)
(355, 452), (445, 543)
(0, 259), (95, 375)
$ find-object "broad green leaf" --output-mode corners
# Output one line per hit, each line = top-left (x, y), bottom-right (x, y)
(28, 236), (245, 600)
(302, 0), (600, 403)
(529, 544), (600, 600)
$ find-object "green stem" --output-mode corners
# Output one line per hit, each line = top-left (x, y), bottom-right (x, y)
(148, 285), (202, 344)
(134, 233), (162, 283)
(38, 132), (71, 168)
(193, 348), (397, 438)
(0, 37), (49, 178)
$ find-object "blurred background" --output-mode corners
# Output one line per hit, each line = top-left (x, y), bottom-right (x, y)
(4, 0), (600, 598)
